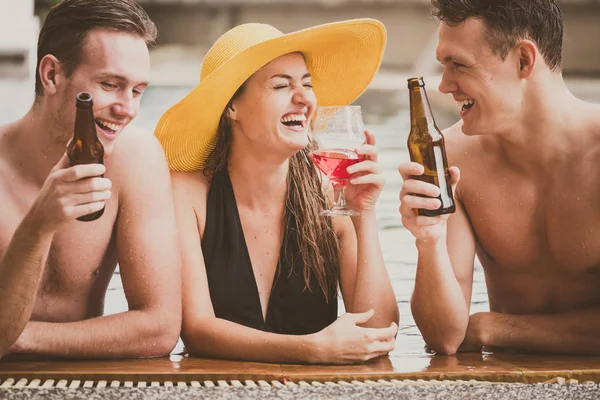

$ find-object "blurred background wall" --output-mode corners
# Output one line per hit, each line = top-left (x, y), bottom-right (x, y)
(2, 0), (598, 124)
(139, 0), (600, 75)
(27, 0), (600, 76)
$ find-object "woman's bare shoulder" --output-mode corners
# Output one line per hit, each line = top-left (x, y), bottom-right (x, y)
(171, 171), (212, 212)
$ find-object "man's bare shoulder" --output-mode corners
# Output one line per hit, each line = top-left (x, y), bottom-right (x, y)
(584, 103), (600, 138)
(580, 103), (600, 165)
(111, 124), (165, 164)
(0, 120), (20, 154)
(106, 125), (172, 202)
(0, 120), (23, 178)
(441, 121), (486, 166)
(0, 121), (10, 137)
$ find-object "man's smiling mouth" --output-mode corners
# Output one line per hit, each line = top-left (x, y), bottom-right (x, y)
(457, 99), (475, 112)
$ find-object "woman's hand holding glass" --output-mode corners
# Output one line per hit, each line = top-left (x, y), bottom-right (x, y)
(310, 105), (384, 216)
(344, 130), (384, 214)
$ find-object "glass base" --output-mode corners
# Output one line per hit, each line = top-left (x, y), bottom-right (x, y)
(320, 208), (360, 217)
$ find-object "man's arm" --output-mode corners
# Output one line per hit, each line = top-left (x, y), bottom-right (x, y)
(14, 130), (182, 358)
(467, 309), (600, 355)
(0, 215), (53, 356)
(400, 163), (476, 354)
(1, 155), (108, 356)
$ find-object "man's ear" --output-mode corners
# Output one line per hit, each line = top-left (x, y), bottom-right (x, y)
(516, 40), (536, 79)
(38, 54), (62, 95)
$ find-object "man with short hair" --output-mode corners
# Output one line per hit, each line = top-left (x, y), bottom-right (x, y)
(399, 0), (600, 355)
(0, 0), (181, 358)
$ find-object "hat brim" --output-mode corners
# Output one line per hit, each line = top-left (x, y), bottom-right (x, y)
(155, 19), (386, 172)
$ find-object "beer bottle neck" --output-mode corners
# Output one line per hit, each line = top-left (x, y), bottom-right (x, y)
(74, 103), (97, 141)
(409, 86), (437, 131)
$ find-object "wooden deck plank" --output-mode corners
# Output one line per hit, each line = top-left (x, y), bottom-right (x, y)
(1, 353), (599, 384)
(0, 355), (284, 383)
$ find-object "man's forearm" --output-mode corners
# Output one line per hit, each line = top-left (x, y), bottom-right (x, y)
(411, 240), (469, 354)
(482, 308), (600, 355)
(0, 213), (53, 354)
(351, 212), (399, 327)
(15, 309), (179, 358)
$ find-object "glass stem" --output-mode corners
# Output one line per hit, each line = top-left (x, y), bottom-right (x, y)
(332, 184), (347, 210)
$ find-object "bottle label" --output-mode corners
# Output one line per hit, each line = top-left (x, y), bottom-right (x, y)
(433, 146), (452, 208)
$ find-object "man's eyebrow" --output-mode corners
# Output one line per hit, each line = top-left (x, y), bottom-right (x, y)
(97, 72), (149, 87)
(270, 73), (312, 80)
(437, 55), (467, 64)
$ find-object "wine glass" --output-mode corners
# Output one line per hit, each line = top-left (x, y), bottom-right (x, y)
(310, 105), (366, 216)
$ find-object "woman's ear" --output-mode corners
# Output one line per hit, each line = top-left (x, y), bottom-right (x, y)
(516, 40), (537, 79)
(226, 102), (238, 121)
(38, 54), (62, 95)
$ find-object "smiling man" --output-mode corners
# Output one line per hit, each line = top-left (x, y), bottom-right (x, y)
(0, 0), (181, 358)
(399, 0), (600, 355)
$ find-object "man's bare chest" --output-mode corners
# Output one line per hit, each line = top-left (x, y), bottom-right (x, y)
(0, 185), (119, 297)
(462, 176), (600, 275)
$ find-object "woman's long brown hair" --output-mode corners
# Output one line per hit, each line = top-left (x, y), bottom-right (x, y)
(203, 85), (340, 302)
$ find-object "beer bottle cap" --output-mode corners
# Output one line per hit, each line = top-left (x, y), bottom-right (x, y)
(76, 92), (93, 108)
(407, 77), (425, 88)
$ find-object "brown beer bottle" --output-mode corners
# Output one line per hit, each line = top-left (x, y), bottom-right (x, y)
(67, 92), (105, 222)
(407, 77), (455, 216)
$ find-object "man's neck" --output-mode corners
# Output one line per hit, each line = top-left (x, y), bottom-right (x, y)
(10, 104), (70, 186)
(493, 78), (593, 174)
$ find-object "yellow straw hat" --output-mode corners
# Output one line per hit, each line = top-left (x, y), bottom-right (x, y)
(155, 19), (387, 172)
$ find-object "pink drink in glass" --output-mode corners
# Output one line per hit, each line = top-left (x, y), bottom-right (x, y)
(311, 149), (365, 186)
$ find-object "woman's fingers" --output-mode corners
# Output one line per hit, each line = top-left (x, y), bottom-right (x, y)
(363, 323), (398, 342)
(355, 143), (378, 162)
(347, 160), (382, 176)
(363, 129), (376, 146)
(349, 174), (385, 187)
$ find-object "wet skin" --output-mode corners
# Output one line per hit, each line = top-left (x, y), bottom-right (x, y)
(404, 17), (600, 355)
(0, 28), (181, 358)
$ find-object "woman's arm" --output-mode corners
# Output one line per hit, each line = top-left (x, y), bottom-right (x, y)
(172, 171), (396, 364)
(338, 130), (399, 328)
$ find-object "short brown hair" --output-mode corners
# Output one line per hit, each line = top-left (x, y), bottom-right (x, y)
(431, 0), (563, 71)
(35, 0), (157, 96)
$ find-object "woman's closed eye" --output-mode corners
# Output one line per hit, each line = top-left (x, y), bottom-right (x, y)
(273, 83), (313, 90)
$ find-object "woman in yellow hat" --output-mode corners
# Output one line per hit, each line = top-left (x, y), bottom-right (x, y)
(155, 19), (399, 364)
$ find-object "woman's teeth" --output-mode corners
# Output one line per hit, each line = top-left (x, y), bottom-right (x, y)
(280, 114), (307, 125)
